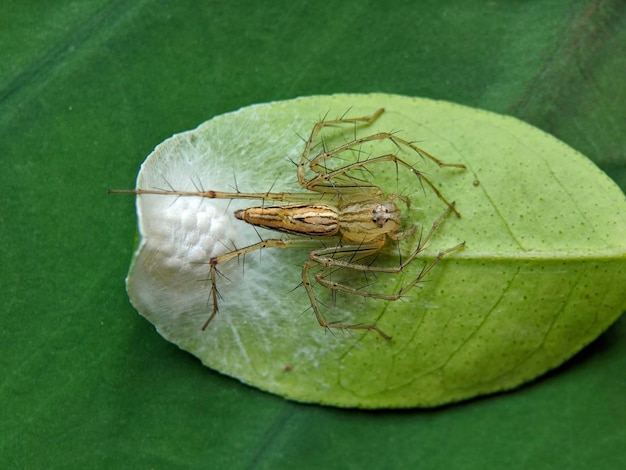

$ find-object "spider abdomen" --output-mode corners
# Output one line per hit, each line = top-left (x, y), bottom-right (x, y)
(235, 204), (339, 237)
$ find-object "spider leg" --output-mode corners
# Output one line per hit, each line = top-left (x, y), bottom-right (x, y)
(301, 253), (392, 341)
(297, 108), (385, 188)
(307, 130), (465, 176)
(310, 240), (461, 301)
(312, 202), (459, 277)
(306, 152), (462, 216)
(296, 111), (465, 214)
(302, 204), (465, 337)
(109, 187), (335, 204)
(201, 237), (321, 330)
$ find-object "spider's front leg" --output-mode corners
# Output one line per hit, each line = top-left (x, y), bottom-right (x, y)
(296, 109), (466, 215)
(305, 147), (462, 216)
(305, 239), (464, 338)
(302, 203), (465, 338)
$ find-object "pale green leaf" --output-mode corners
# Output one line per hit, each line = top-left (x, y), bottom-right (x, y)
(125, 94), (626, 408)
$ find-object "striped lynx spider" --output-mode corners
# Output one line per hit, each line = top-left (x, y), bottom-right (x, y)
(112, 108), (465, 339)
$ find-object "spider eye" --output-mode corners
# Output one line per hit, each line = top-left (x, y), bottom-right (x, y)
(372, 205), (389, 228)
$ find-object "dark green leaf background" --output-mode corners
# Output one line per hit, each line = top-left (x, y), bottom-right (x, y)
(2, 1), (625, 468)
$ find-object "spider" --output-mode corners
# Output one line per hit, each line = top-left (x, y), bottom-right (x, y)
(111, 108), (466, 339)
